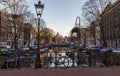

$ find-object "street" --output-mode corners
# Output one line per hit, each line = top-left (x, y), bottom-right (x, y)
(0, 67), (120, 76)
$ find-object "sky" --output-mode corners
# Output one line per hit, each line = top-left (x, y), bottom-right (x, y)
(27, 0), (88, 36)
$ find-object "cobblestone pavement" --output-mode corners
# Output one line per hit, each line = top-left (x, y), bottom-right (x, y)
(0, 67), (120, 76)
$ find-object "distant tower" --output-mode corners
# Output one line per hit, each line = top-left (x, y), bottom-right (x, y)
(75, 16), (81, 44)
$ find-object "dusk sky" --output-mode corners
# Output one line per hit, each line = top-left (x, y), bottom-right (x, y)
(27, 0), (88, 36)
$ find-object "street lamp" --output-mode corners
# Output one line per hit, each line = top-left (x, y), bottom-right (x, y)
(34, 0), (44, 68)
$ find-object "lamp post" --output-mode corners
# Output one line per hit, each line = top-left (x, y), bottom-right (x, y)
(34, 0), (44, 68)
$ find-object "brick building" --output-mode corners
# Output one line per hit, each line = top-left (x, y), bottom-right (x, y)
(102, 1), (120, 48)
(0, 11), (12, 46)
(0, 11), (24, 47)
(23, 23), (35, 46)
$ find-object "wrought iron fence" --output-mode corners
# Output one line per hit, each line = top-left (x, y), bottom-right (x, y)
(0, 46), (120, 69)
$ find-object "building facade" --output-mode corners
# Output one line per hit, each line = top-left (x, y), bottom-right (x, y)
(23, 23), (35, 47)
(102, 1), (120, 48)
(0, 11), (12, 46)
(0, 11), (24, 48)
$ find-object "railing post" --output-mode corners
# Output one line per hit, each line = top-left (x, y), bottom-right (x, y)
(55, 47), (58, 68)
(89, 49), (92, 67)
(72, 50), (75, 67)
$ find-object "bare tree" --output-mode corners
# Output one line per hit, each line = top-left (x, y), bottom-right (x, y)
(2, 0), (28, 49)
(2, 0), (27, 14)
(41, 27), (55, 44)
(22, 12), (36, 23)
(88, 21), (97, 46)
(82, 0), (113, 47)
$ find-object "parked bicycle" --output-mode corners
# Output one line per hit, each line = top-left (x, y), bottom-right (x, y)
(1, 54), (35, 69)
(66, 50), (89, 67)
(40, 49), (71, 68)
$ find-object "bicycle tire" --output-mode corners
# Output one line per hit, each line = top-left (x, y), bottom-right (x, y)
(42, 57), (52, 68)
(6, 60), (17, 68)
(30, 59), (35, 68)
(58, 56), (69, 68)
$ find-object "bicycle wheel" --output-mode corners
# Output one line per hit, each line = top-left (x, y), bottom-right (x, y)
(42, 57), (52, 68)
(30, 59), (35, 68)
(58, 56), (69, 68)
(6, 60), (17, 68)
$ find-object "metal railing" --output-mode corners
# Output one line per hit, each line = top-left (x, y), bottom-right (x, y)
(0, 46), (120, 69)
